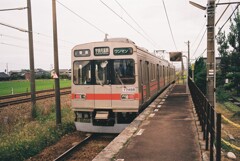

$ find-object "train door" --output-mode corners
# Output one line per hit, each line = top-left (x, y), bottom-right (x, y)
(145, 61), (150, 100)
(94, 60), (111, 108)
(139, 60), (144, 104)
(163, 66), (165, 86)
(157, 64), (160, 90)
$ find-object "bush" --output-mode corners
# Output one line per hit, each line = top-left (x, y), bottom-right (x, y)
(0, 108), (75, 161)
(216, 86), (231, 102)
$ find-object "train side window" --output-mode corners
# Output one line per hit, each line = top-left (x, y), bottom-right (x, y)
(73, 61), (92, 85)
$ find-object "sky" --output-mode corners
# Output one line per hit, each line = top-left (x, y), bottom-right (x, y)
(0, 0), (238, 72)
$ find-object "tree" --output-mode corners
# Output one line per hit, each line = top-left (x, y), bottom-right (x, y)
(216, 31), (230, 86)
(216, 11), (240, 95)
(228, 12), (240, 95)
(194, 57), (207, 94)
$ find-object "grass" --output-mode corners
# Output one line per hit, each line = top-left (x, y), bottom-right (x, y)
(0, 106), (75, 161)
(223, 102), (240, 113)
(216, 103), (240, 159)
(0, 79), (71, 96)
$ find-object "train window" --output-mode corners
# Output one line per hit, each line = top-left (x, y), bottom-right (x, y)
(73, 61), (92, 85)
(113, 59), (135, 85)
(113, 47), (133, 55)
(95, 60), (109, 85)
(74, 49), (90, 57)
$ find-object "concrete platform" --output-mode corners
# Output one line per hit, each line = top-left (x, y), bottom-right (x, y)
(93, 84), (202, 161)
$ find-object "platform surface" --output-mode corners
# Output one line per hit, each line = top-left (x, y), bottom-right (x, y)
(93, 84), (202, 161)
(115, 84), (201, 161)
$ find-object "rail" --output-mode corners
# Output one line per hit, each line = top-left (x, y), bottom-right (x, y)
(53, 134), (93, 161)
(188, 77), (221, 161)
(0, 90), (70, 108)
(0, 87), (70, 100)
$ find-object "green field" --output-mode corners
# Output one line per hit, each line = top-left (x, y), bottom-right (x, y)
(0, 79), (71, 96)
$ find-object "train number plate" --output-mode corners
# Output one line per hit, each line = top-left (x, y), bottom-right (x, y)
(122, 87), (136, 92)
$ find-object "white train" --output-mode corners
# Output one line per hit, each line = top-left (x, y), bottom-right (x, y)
(71, 38), (175, 133)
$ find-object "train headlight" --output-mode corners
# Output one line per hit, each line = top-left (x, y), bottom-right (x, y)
(121, 94), (134, 100)
(73, 93), (86, 100)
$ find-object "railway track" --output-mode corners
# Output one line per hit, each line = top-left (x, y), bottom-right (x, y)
(53, 134), (115, 161)
(0, 87), (70, 100)
(0, 88), (70, 108)
(53, 134), (93, 161)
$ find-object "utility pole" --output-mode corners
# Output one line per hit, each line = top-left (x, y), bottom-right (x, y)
(27, 0), (36, 118)
(187, 41), (190, 93)
(187, 41), (190, 70)
(52, 0), (61, 125)
(206, 0), (215, 107)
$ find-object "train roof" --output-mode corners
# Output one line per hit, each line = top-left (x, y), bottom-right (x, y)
(72, 38), (175, 68)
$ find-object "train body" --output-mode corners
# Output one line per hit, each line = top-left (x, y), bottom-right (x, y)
(71, 38), (175, 133)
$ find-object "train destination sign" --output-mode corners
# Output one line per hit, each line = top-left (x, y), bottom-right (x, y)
(74, 49), (90, 57)
(114, 47), (133, 55)
(169, 52), (182, 61)
(94, 47), (110, 56)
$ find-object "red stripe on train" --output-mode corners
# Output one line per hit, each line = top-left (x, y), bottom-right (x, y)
(72, 93), (140, 100)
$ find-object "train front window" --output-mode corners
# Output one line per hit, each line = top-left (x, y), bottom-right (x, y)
(113, 59), (135, 85)
(73, 59), (135, 85)
(73, 61), (92, 85)
(95, 60), (109, 85)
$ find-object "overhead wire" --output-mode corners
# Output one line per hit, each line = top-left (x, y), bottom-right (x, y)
(191, 21), (207, 47)
(113, 0), (158, 47)
(217, 4), (240, 35)
(162, 0), (178, 51)
(56, 0), (106, 35)
(190, 48), (207, 63)
(0, 33), (71, 49)
(0, 41), (68, 54)
(99, 0), (157, 48)
(191, 28), (207, 59)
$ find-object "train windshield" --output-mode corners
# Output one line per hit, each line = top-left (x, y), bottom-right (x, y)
(73, 59), (135, 85)
(113, 59), (135, 84)
(73, 60), (92, 85)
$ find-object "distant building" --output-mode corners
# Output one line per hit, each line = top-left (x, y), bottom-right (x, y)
(0, 72), (10, 81)
(8, 68), (50, 80)
(50, 69), (71, 79)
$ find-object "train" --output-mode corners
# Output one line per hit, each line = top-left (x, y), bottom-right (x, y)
(71, 38), (175, 133)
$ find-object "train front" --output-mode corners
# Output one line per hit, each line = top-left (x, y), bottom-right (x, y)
(71, 39), (139, 133)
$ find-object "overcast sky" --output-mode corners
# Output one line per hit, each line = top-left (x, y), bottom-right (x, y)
(0, 0), (238, 72)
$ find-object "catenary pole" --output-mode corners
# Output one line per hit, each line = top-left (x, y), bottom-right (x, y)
(27, 0), (36, 118)
(52, 0), (61, 125)
(206, 0), (215, 107)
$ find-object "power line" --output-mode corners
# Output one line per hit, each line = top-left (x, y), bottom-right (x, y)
(0, 41), (52, 53)
(215, 4), (230, 26)
(190, 48), (207, 63)
(0, 7), (27, 11)
(217, 4), (240, 35)
(114, 0), (158, 46)
(162, 0), (178, 51)
(0, 33), (71, 49)
(191, 28), (207, 59)
(0, 22), (75, 45)
(191, 21), (206, 47)
(56, 0), (106, 35)
(99, 0), (157, 48)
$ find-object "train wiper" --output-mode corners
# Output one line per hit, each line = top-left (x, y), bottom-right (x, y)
(115, 70), (125, 87)
(95, 65), (103, 86)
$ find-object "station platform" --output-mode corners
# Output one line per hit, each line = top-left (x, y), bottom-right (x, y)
(93, 84), (202, 161)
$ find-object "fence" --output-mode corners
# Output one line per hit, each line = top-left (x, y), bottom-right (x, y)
(188, 77), (221, 161)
